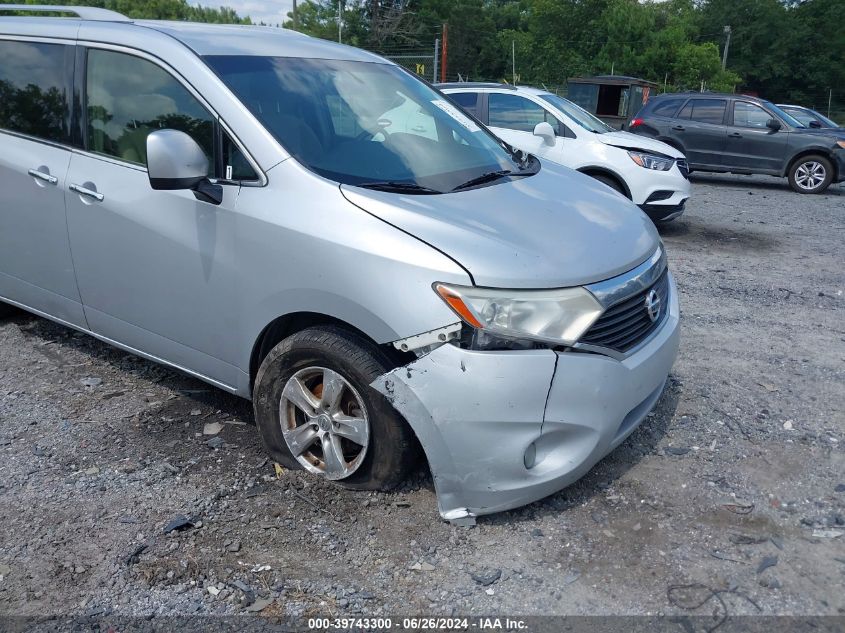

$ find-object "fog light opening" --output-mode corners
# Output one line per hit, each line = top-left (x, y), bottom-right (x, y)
(523, 442), (537, 470)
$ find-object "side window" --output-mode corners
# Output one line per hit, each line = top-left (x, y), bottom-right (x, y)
(733, 102), (772, 128)
(488, 93), (559, 134)
(678, 99), (726, 125)
(86, 49), (214, 169)
(650, 98), (685, 118)
(449, 92), (480, 117)
(0, 40), (70, 143)
(221, 131), (259, 181)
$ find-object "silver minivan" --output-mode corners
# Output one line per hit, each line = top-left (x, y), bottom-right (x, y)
(0, 6), (679, 523)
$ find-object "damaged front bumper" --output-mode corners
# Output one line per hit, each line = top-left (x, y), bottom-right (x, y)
(372, 274), (680, 522)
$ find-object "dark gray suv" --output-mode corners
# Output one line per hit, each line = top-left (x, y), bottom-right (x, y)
(629, 93), (845, 194)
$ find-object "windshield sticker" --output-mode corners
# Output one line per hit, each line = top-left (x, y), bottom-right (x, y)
(431, 99), (481, 132)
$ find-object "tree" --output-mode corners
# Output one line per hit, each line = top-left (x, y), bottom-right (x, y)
(8, 0), (250, 23)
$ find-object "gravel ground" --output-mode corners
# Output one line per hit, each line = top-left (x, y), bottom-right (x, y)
(0, 174), (843, 626)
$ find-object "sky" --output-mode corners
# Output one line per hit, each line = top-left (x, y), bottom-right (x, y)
(193, 0), (295, 26)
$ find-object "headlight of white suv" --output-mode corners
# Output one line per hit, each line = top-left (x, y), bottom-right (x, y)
(434, 283), (603, 346)
(628, 151), (674, 171)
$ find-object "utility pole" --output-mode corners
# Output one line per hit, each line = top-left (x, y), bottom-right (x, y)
(292, 0), (297, 29)
(433, 38), (440, 84)
(337, 0), (342, 43)
(828, 89), (833, 118)
(512, 40), (516, 85)
(440, 23), (448, 83)
(721, 25), (732, 70)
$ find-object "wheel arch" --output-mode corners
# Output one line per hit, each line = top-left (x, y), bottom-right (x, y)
(577, 166), (632, 199)
(656, 136), (686, 157)
(784, 148), (838, 179)
(248, 311), (413, 393)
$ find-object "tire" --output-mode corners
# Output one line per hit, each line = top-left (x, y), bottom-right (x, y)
(788, 154), (833, 194)
(252, 325), (418, 490)
(590, 173), (628, 197)
(0, 301), (18, 318)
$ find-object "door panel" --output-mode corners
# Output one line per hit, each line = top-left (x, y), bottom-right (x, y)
(0, 136), (85, 325)
(64, 153), (241, 387)
(724, 101), (787, 172)
(673, 98), (728, 168)
(64, 46), (242, 387)
(0, 39), (85, 325)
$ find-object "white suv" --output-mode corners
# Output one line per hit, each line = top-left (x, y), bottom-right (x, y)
(440, 83), (691, 222)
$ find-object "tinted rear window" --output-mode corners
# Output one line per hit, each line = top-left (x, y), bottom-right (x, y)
(0, 40), (70, 143)
(677, 99), (726, 125)
(449, 91), (480, 116)
(649, 98), (686, 118)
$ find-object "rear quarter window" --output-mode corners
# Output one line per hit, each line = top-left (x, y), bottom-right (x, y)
(448, 91), (480, 117)
(678, 99), (727, 125)
(648, 98), (686, 118)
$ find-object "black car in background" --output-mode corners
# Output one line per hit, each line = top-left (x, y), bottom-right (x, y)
(629, 93), (845, 194)
(777, 104), (843, 131)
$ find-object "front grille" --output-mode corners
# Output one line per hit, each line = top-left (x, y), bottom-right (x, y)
(676, 158), (690, 179)
(580, 269), (670, 353)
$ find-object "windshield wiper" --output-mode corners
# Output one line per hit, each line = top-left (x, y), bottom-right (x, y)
(357, 181), (441, 194)
(451, 170), (514, 192)
(452, 168), (534, 192)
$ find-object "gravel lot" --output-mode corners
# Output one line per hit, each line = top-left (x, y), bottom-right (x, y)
(1, 174), (843, 626)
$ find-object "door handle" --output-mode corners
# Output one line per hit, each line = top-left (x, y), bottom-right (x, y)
(28, 169), (58, 185)
(69, 183), (104, 202)
(729, 132), (742, 138)
(671, 125), (685, 131)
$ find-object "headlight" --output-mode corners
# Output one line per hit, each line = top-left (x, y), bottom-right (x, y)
(434, 283), (603, 346)
(628, 151), (674, 171)
(836, 140), (845, 149)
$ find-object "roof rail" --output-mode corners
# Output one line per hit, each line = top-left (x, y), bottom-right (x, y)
(0, 4), (131, 22)
(436, 82), (517, 90)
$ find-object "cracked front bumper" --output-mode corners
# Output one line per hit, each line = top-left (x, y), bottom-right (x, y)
(373, 274), (680, 521)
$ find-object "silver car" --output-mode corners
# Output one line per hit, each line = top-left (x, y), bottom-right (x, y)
(0, 6), (679, 523)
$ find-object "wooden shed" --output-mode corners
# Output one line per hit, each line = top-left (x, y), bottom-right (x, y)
(567, 75), (659, 129)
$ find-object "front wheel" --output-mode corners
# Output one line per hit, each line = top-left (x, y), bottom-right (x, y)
(788, 155), (833, 194)
(0, 301), (19, 318)
(590, 173), (628, 197)
(252, 326), (418, 490)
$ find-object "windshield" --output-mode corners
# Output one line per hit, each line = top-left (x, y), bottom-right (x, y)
(783, 107), (838, 128)
(762, 101), (805, 128)
(205, 56), (530, 193)
(538, 93), (615, 134)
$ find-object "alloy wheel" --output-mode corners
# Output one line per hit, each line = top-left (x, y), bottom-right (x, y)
(279, 366), (370, 480)
(794, 161), (826, 191)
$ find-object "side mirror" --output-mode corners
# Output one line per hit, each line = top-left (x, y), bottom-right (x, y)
(146, 129), (222, 204)
(808, 120), (822, 129)
(533, 121), (557, 145)
(766, 118), (782, 131)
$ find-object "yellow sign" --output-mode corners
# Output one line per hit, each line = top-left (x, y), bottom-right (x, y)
(416, 63), (425, 75)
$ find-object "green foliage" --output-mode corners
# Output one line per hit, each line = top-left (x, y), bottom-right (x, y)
(4, 0), (250, 23)
(281, 0), (841, 108)
(9, 0), (840, 110)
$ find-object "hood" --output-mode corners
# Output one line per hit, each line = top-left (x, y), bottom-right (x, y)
(788, 127), (845, 140)
(340, 162), (660, 289)
(597, 130), (684, 158)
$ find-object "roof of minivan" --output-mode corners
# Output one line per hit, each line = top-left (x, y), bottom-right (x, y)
(0, 15), (388, 63)
(139, 21), (386, 62)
